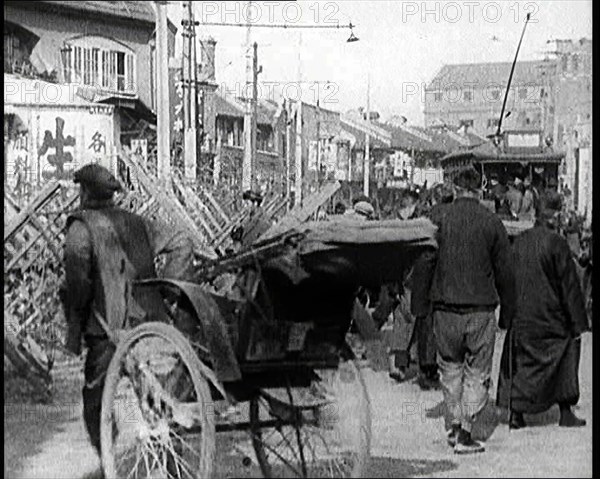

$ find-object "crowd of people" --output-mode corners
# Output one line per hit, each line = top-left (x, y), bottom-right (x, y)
(336, 169), (590, 455)
(59, 163), (590, 462)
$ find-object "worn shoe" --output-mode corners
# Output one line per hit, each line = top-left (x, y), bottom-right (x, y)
(389, 367), (408, 382)
(446, 423), (461, 447)
(509, 411), (526, 430)
(559, 409), (586, 427)
(418, 373), (441, 391)
(454, 429), (485, 454)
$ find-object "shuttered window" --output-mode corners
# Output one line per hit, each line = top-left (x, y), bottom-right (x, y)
(66, 39), (136, 94)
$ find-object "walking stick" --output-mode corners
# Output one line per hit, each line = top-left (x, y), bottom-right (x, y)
(507, 327), (514, 432)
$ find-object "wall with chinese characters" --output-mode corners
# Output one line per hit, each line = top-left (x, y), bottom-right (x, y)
(5, 104), (118, 190)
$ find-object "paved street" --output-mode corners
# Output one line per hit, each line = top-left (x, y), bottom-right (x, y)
(5, 332), (592, 478)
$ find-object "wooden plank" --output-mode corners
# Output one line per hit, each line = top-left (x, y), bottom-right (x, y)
(4, 182), (60, 242)
(171, 178), (216, 239)
(172, 176), (222, 233)
(202, 189), (230, 225)
(259, 181), (341, 240)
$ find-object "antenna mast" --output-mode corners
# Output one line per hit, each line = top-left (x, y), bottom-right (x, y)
(496, 13), (532, 138)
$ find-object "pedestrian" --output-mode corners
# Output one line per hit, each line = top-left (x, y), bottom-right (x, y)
(410, 184), (455, 391)
(60, 163), (194, 455)
(379, 189), (423, 382)
(505, 176), (523, 219)
(417, 168), (516, 454)
(397, 189), (419, 220)
(519, 176), (536, 221)
(496, 196), (589, 429)
(344, 199), (375, 220)
(333, 201), (347, 215)
(540, 176), (563, 213)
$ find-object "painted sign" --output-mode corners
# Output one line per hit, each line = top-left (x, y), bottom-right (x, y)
(5, 106), (116, 185)
(392, 151), (411, 178)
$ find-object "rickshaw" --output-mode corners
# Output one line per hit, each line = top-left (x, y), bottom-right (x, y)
(99, 217), (437, 478)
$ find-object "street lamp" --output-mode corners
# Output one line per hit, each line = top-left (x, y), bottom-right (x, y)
(347, 23), (359, 43)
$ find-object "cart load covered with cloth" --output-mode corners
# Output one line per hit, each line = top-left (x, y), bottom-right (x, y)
(99, 217), (438, 479)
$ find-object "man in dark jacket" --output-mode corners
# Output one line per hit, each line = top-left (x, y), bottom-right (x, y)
(496, 196), (588, 429)
(415, 168), (515, 454)
(62, 164), (194, 454)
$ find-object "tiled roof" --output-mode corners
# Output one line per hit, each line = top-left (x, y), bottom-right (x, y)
(340, 120), (391, 150)
(420, 126), (472, 153)
(38, 1), (159, 25)
(426, 60), (550, 90)
(214, 93), (275, 125)
(377, 123), (439, 153)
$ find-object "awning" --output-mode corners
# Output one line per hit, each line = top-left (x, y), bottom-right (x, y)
(29, 35), (62, 76)
(97, 95), (156, 123)
(441, 140), (564, 170)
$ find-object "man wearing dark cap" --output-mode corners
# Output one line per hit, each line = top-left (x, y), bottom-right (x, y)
(497, 195), (588, 429)
(61, 163), (194, 454)
(414, 168), (515, 454)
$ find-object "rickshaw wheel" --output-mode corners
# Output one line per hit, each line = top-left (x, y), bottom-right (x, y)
(100, 322), (216, 479)
(249, 358), (371, 478)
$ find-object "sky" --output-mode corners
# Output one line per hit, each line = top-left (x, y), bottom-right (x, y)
(166, 1), (592, 126)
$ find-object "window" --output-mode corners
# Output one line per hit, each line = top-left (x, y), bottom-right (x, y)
(572, 54), (579, 74)
(459, 119), (474, 128)
(63, 36), (135, 94)
(463, 90), (473, 101)
(519, 88), (528, 100)
(487, 118), (500, 128)
(434, 91), (443, 102)
(540, 87), (545, 99)
(257, 126), (274, 152)
(561, 55), (568, 72)
(4, 22), (38, 73)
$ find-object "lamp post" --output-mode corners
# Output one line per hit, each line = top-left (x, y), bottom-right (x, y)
(364, 72), (370, 197)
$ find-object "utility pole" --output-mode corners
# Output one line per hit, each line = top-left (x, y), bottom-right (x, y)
(251, 41), (259, 191)
(285, 100), (292, 209)
(316, 87), (321, 186)
(294, 31), (303, 207)
(193, 7), (203, 175)
(183, 0), (197, 181)
(242, 3), (253, 192)
(363, 72), (370, 197)
(155, 1), (170, 186)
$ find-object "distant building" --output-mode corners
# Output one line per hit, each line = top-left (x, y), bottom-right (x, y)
(549, 38), (592, 220)
(424, 60), (548, 136)
(423, 39), (592, 221)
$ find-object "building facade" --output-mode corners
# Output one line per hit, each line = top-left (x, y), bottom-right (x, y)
(4, 1), (177, 195)
(424, 60), (548, 136)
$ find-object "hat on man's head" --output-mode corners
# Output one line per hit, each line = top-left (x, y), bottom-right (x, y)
(453, 168), (481, 192)
(352, 195), (371, 207)
(73, 163), (122, 200)
(354, 201), (375, 218)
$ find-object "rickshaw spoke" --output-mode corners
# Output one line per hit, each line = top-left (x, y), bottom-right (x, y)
(251, 433), (304, 477)
(170, 429), (203, 459)
(163, 437), (183, 479)
(125, 451), (142, 479)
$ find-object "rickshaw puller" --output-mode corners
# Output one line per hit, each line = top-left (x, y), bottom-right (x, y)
(61, 164), (194, 454)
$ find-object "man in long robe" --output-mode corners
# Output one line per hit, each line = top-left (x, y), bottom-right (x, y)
(496, 197), (589, 429)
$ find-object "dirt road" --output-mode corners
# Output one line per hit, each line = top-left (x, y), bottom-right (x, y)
(5, 332), (592, 478)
